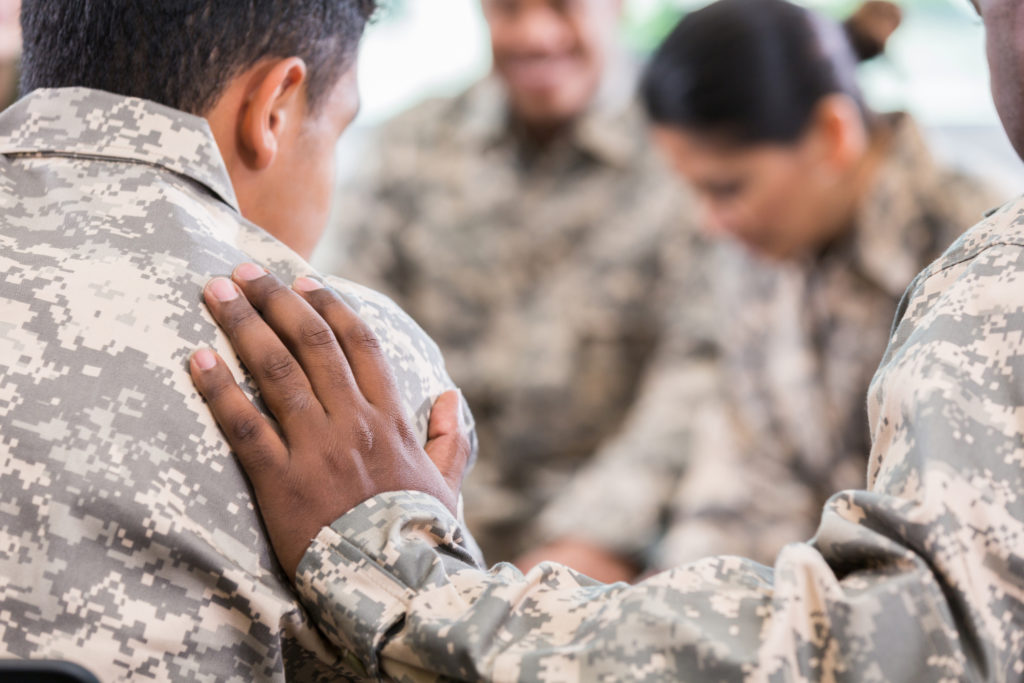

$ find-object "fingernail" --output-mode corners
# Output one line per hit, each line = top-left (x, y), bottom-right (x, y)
(234, 263), (266, 281)
(192, 348), (217, 371)
(208, 277), (238, 302)
(294, 276), (323, 292)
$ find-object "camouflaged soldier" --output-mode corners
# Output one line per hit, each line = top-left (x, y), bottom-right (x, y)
(524, 2), (1004, 580)
(323, 0), (696, 563)
(0, 2), (477, 680)
(193, 0), (1024, 678)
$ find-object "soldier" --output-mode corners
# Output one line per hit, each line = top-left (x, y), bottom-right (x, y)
(193, 0), (1024, 678)
(324, 0), (697, 563)
(520, 0), (1004, 580)
(0, 1), (475, 680)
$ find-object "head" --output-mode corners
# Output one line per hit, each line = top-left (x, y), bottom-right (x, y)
(20, 0), (377, 259)
(481, 0), (622, 133)
(972, 0), (1024, 161)
(643, 0), (893, 260)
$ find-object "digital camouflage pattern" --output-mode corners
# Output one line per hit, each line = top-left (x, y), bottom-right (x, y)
(0, 87), (474, 681)
(295, 190), (1024, 681)
(535, 113), (1006, 570)
(324, 74), (697, 563)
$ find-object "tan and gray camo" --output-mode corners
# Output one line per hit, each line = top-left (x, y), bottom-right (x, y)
(324, 75), (698, 563)
(536, 113), (1006, 570)
(297, 193), (1024, 680)
(0, 87), (475, 681)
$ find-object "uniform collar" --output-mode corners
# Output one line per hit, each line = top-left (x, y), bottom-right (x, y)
(0, 87), (239, 212)
(845, 113), (943, 297)
(458, 58), (640, 170)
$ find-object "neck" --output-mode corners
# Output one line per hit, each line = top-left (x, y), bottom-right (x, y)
(509, 112), (575, 149)
(823, 121), (893, 247)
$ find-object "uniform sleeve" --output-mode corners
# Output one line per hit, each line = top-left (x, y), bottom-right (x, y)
(293, 240), (1024, 681)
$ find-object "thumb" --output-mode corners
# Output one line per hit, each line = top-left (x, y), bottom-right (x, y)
(425, 390), (470, 495)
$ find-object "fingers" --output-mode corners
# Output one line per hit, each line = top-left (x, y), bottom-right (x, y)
(424, 390), (471, 496)
(229, 264), (360, 412)
(291, 277), (401, 408)
(189, 348), (287, 484)
(428, 389), (461, 440)
(203, 276), (321, 433)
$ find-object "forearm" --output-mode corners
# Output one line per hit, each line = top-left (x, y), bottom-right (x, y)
(295, 489), (979, 682)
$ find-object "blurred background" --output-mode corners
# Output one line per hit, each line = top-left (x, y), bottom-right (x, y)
(314, 0), (1022, 267)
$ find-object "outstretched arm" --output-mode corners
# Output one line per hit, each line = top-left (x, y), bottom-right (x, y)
(190, 258), (1023, 681)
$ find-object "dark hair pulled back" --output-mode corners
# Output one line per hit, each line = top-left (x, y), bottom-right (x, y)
(642, 0), (899, 146)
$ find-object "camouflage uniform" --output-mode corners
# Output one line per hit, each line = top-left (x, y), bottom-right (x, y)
(0, 87), (474, 681)
(324, 75), (694, 563)
(293, 192), (1024, 680)
(535, 113), (1006, 570)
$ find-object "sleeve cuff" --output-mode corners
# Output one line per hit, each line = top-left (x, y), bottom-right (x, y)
(293, 490), (475, 676)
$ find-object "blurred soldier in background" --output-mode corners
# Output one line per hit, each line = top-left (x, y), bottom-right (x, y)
(194, 0), (1024, 678)
(521, 0), (1003, 581)
(327, 0), (697, 563)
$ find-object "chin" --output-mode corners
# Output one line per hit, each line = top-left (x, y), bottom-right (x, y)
(516, 98), (587, 128)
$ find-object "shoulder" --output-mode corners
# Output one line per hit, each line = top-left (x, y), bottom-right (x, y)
(319, 274), (475, 447)
(891, 195), (1024, 343)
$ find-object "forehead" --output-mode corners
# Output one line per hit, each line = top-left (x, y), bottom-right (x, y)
(483, 0), (612, 13)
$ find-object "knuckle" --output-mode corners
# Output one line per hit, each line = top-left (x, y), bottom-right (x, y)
(349, 418), (376, 454)
(345, 324), (382, 354)
(280, 390), (314, 415)
(229, 412), (266, 447)
(222, 302), (259, 331)
(298, 320), (336, 350)
(259, 351), (298, 383)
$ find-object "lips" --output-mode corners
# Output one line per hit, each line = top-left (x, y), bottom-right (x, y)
(501, 55), (581, 92)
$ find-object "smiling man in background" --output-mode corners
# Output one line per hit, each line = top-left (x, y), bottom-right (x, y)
(326, 0), (698, 568)
(195, 0), (1023, 678)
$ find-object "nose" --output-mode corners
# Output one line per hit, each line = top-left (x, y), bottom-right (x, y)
(511, 5), (573, 53)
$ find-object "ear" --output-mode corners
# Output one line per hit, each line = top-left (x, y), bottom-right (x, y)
(238, 57), (309, 171)
(806, 94), (869, 171)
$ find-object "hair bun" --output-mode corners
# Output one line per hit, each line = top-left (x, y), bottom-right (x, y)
(843, 1), (902, 62)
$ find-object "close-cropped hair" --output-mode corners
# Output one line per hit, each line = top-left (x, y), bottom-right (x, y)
(642, 0), (874, 146)
(20, 0), (378, 115)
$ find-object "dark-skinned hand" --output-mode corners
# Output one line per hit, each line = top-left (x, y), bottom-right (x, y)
(188, 263), (471, 579)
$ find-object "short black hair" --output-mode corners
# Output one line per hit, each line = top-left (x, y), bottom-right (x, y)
(20, 0), (378, 115)
(642, 0), (872, 146)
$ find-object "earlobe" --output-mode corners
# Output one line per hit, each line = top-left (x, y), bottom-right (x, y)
(239, 57), (308, 171)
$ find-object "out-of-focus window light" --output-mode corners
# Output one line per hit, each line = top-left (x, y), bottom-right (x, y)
(326, 0), (1021, 223)
(355, 0), (991, 128)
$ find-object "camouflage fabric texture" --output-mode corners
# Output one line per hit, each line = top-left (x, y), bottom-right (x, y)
(535, 113), (1006, 570)
(0, 87), (475, 681)
(322, 74), (697, 563)
(295, 192), (1024, 680)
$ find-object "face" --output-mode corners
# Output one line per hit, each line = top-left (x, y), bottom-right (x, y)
(482, 0), (620, 128)
(245, 66), (361, 258)
(653, 125), (838, 261)
(974, 0), (1024, 160)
